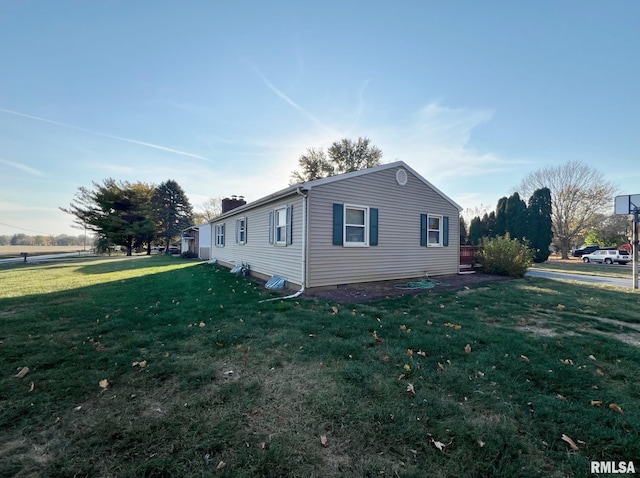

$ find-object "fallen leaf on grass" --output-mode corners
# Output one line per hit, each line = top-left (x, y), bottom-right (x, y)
(28, 382), (35, 392)
(596, 368), (604, 376)
(464, 344), (472, 354)
(216, 461), (226, 470)
(590, 400), (602, 407)
(331, 306), (339, 315)
(132, 361), (147, 368)
(257, 441), (266, 449)
(520, 355), (530, 363)
(400, 325), (407, 330)
(431, 438), (446, 452)
(407, 349), (413, 357)
(609, 403), (623, 413)
(560, 434), (579, 451)
(407, 383), (416, 396)
(588, 354), (596, 361)
(320, 435), (328, 447)
(438, 362), (445, 371)
(14, 366), (29, 379)
(403, 364), (411, 372)
(416, 350), (427, 357)
(556, 304), (565, 311)
(372, 331), (382, 343)
(561, 359), (573, 365)
(199, 322), (206, 328)
(99, 379), (109, 389)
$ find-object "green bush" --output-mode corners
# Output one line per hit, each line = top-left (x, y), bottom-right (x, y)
(478, 234), (533, 277)
(180, 251), (199, 259)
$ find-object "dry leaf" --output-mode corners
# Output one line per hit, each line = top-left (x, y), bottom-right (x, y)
(560, 434), (579, 451)
(464, 344), (472, 354)
(417, 350), (426, 357)
(320, 435), (328, 447)
(331, 306), (339, 314)
(588, 354), (596, 361)
(139, 360), (147, 368)
(520, 355), (530, 363)
(427, 320), (433, 326)
(407, 383), (416, 396)
(556, 304), (566, 311)
(478, 440), (485, 447)
(477, 371), (485, 378)
(99, 379), (109, 389)
(609, 403), (623, 414)
(257, 441), (266, 449)
(407, 349), (413, 357)
(199, 322), (206, 328)
(372, 331), (382, 343)
(561, 359), (573, 365)
(431, 438), (446, 451)
(400, 325), (407, 330)
(590, 400), (602, 407)
(403, 364), (411, 372)
(28, 382), (35, 392)
(216, 461), (226, 470)
(438, 362), (445, 371)
(14, 366), (29, 379)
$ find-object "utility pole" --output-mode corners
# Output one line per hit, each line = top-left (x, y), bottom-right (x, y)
(633, 207), (639, 290)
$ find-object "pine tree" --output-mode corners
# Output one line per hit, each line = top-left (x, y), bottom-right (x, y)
(527, 188), (553, 263)
(152, 180), (194, 251)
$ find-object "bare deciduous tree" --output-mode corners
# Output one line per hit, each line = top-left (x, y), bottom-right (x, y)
(516, 161), (616, 259)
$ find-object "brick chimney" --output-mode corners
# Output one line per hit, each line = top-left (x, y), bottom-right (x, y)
(221, 195), (247, 213)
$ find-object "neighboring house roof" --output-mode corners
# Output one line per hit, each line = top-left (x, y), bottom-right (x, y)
(210, 161), (462, 223)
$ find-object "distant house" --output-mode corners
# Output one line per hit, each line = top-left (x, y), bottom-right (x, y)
(208, 161), (461, 291)
(181, 223), (211, 260)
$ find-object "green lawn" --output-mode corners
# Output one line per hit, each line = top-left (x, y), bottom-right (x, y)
(1, 256), (639, 477)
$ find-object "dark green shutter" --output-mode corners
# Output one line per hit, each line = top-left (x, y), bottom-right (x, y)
(221, 224), (225, 246)
(443, 216), (449, 246)
(286, 205), (293, 245)
(420, 214), (427, 246)
(370, 208), (378, 246)
(333, 203), (343, 245)
(268, 211), (274, 244)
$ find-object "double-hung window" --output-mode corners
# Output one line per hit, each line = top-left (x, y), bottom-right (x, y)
(333, 203), (378, 247)
(420, 213), (449, 247)
(344, 205), (369, 246)
(428, 214), (442, 246)
(275, 207), (287, 244)
(269, 205), (292, 246)
(236, 217), (247, 244)
(215, 224), (225, 247)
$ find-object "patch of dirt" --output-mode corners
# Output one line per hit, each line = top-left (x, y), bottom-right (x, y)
(303, 273), (513, 303)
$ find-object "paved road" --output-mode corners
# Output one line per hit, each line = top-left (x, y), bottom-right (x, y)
(0, 251), (93, 264)
(525, 269), (636, 289)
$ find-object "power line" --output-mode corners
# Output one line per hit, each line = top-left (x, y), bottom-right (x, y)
(0, 222), (53, 235)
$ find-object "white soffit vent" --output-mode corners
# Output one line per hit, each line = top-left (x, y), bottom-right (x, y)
(396, 168), (408, 186)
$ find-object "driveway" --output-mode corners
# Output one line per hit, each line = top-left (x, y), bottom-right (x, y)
(525, 269), (636, 289)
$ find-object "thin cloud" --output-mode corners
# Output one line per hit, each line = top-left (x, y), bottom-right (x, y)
(0, 107), (213, 162)
(253, 67), (338, 136)
(0, 158), (44, 176)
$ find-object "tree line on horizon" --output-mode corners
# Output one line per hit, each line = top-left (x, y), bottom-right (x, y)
(0, 233), (90, 247)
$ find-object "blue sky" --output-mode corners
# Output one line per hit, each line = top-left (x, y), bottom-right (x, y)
(1, 1), (638, 236)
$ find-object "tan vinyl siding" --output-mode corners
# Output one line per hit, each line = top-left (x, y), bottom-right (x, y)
(307, 167), (459, 288)
(210, 195), (304, 286)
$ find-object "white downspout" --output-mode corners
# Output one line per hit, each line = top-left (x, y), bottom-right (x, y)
(259, 187), (308, 302)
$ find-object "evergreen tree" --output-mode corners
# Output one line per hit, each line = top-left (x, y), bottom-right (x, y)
(527, 188), (553, 263)
(468, 217), (484, 245)
(152, 180), (193, 251)
(493, 197), (508, 237)
(505, 192), (528, 241)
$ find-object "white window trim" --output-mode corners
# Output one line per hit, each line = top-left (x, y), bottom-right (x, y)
(237, 217), (247, 245)
(427, 214), (443, 247)
(343, 204), (369, 247)
(215, 223), (225, 247)
(274, 207), (287, 246)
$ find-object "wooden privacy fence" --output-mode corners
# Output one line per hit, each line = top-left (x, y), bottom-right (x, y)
(460, 246), (480, 269)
